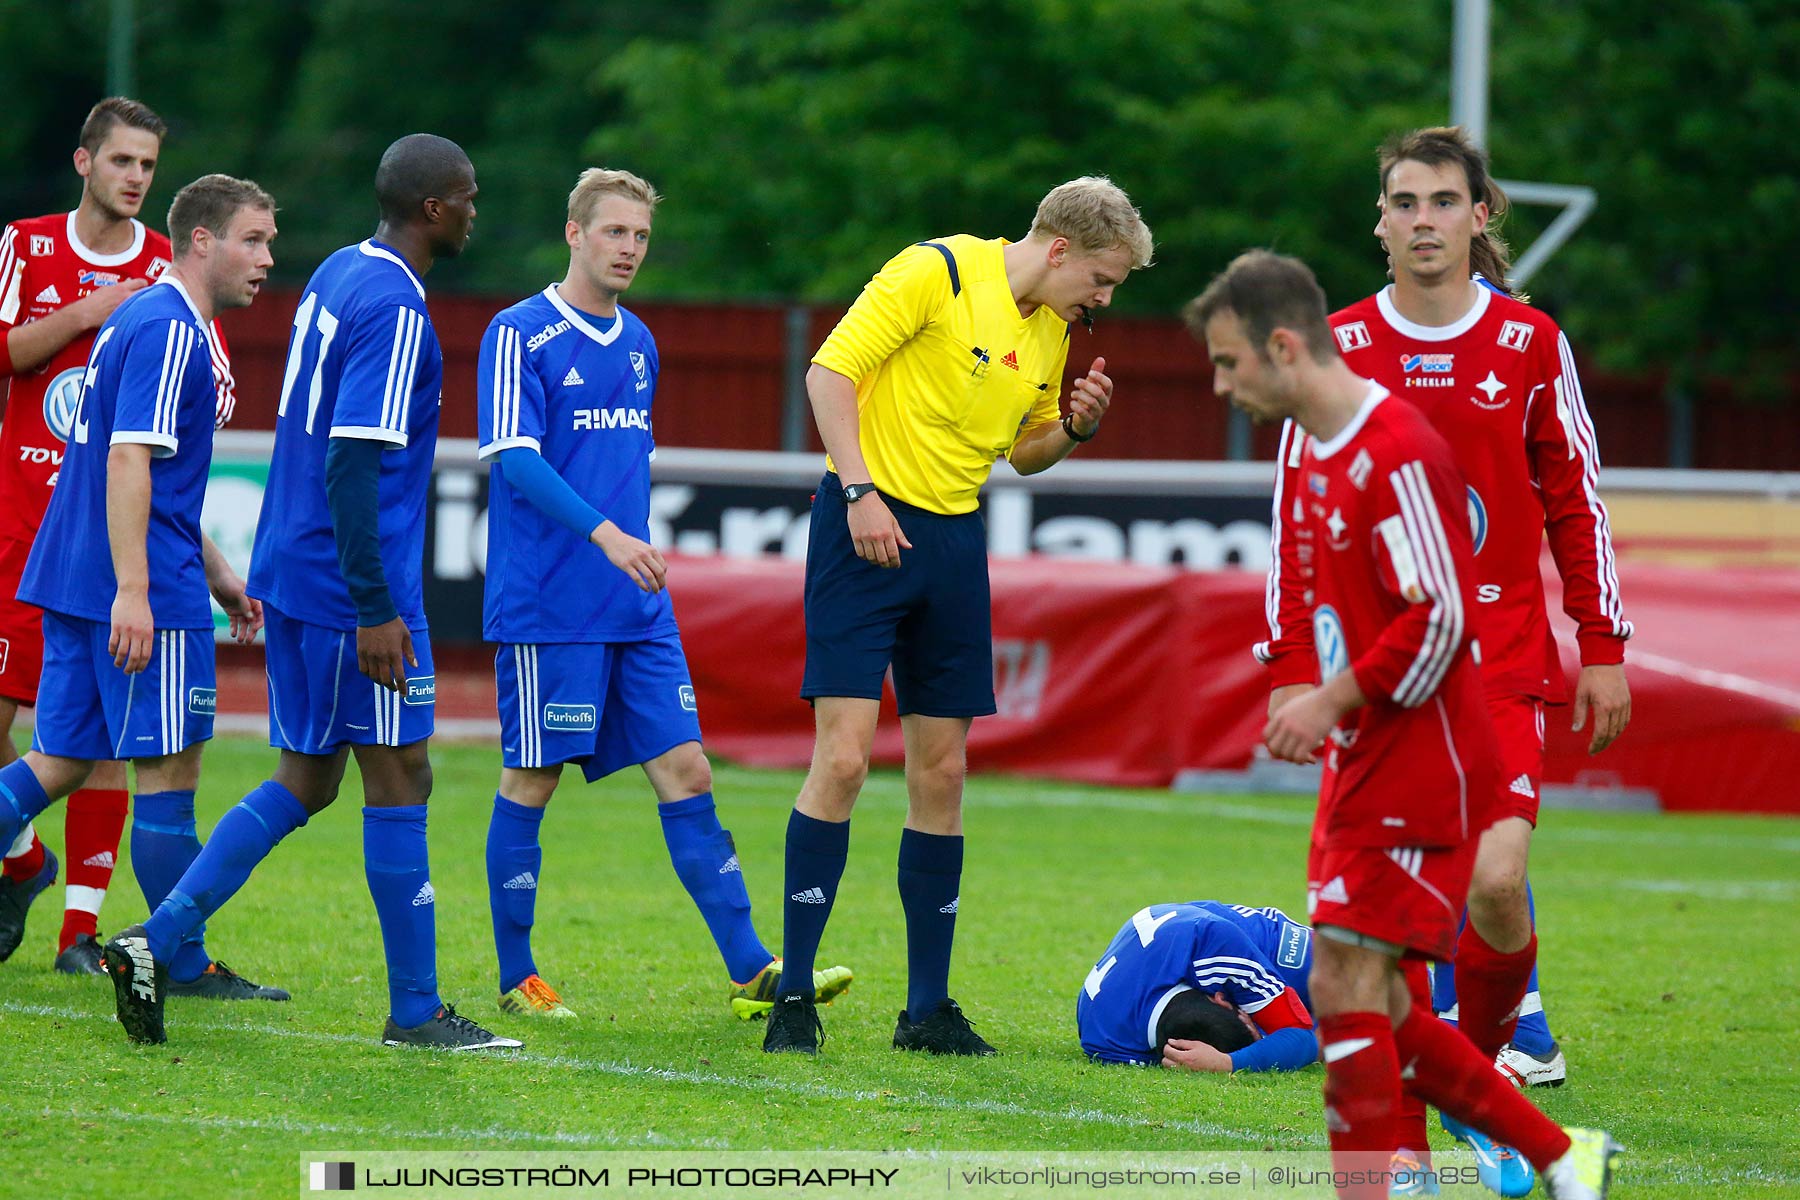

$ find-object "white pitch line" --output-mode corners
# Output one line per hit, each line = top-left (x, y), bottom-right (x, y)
(1619, 878), (1799, 901)
(1, 1001), (1288, 1146)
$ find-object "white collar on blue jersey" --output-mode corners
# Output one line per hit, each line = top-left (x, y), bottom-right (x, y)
(153, 273), (207, 325)
(1375, 281), (1491, 343)
(357, 239), (427, 300)
(544, 284), (623, 346)
(1309, 380), (1390, 461)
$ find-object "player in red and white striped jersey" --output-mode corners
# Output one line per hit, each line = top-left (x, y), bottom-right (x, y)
(0, 99), (237, 973)
(1258, 131), (1631, 1111)
(1193, 249), (1620, 1200)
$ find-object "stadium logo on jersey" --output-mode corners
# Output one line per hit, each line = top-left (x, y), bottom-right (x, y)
(34, 284), (61, 304)
(1334, 321), (1371, 352)
(1498, 320), (1534, 352)
(1278, 921), (1310, 970)
(42, 367), (85, 443)
(1471, 371), (1509, 409)
(1347, 448), (1374, 491)
(678, 684), (697, 712)
(527, 319), (571, 352)
(542, 702), (598, 732)
(1400, 353), (1454, 373)
(1313, 605), (1349, 680)
(29, 235), (54, 256)
(630, 350), (649, 392)
(78, 270), (121, 287)
(571, 407), (649, 432)
(1467, 485), (1489, 554)
(187, 686), (217, 716)
(146, 257), (170, 279)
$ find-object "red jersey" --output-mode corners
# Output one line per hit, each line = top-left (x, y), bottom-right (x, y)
(1302, 382), (1496, 848)
(1258, 284), (1630, 702)
(0, 211), (237, 545)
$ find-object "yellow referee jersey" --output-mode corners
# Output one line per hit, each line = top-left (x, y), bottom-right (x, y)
(812, 235), (1070, 515)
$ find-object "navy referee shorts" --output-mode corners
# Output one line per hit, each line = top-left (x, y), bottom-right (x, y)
(800, 473), (995, 718)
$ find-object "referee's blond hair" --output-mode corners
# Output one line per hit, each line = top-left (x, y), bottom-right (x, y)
(567, 168), (661, 228)
(1030, 176), (1154, 269)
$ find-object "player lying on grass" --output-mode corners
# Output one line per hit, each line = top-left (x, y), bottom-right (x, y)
(473, 167), (850, 1021)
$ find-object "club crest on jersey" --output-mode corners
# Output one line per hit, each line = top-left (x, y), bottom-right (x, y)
(1471, 371), (1509, 409)
(629, 350), (649, 392)
(1323, 506), (1350, 550)
(146, 257), (170, 279)
(1313, 604), (1349, 680)
(43, 367), (85, 443)
(1498, 320), (1533, 351)
(29, 235), (54, 256)
(1334, 321), (1371, 352)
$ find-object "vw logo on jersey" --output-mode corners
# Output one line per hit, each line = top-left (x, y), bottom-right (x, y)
(1313, 604), (1349, 681)
(43, 367), (86, 444)
(1467, 485), (1489, 555)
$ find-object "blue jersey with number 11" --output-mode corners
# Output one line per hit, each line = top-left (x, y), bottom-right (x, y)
(247, 240), (442, 630)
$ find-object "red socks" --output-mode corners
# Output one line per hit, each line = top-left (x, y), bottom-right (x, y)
(1320, 1011), (1401, 1199)
(1395, 959), (1434, 1160)
(1453, 924), (1536, 1060)
(1395, 1004), (1572, 1170)
(2, 827), (46, 881)
(60, 788), (129, 951)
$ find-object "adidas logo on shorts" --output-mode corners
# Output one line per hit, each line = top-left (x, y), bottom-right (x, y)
(1509, 774), (1535, 798)
(718, 855), (741, 875)
(939, 897), (959, 914)
(790, 887), (827, 905)
(84, 851), (116, 869)
(502, 872), (537, 891)
(411, 881), (436, 907)
(1318, 876), (1350, 905)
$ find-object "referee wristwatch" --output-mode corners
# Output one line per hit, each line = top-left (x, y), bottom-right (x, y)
(842, 481), (878, 503)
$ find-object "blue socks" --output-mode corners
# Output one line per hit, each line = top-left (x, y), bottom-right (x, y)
(1436, 880), (1556, 1054)
(144, 781), (308, 967)
(660, 792), (772, 984)
(780, 810), (850, 1001)
(131, 790), (211, 982)
(363, 804), (441, 1029)
(486, 794), (544, 994)
(897, 827), (963, 1019)
(0, 759), (51, 847)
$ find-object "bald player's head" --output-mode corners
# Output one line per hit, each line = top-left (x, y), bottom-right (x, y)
(374, 133), (472, 224)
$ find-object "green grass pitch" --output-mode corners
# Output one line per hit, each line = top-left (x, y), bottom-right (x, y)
(1, 738), (1796, 1196)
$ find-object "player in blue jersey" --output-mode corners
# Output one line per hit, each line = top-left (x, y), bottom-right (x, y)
(104, 136), (518, 1051)
(475, 168), (852, 1021)
(0, 175), (281, 1013)
(1077, 901), (1318, 1073)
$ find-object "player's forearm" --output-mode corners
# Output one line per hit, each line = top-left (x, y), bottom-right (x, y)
(1006, 421), (1083, 476)
(806, 364), (872, 482)
(323, 436), (399, 627)
(1229, 1026), (1318, 1073)
(6, 305), (94, 375)
(105, 443), (154, 594)
(496, 446), (605, 540)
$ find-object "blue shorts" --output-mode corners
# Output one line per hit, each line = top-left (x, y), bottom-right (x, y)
(801, 475), (995, 717)
(264, 603), (435, 755)
(497, 633), (701, 782)
(33, 612), (215, 761)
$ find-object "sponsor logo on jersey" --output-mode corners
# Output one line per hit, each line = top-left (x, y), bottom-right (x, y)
(188, 686), (217, 716)
(1400, 353), (1454, 373)
(29, 235), (54, 256)
(678, 684), (697, 712)
(526, 319), (571, 352)
(1467, 485), (1489, 554)
(404, 675), (436, 706)
(571, 407), (649, 431)
(1334, 321), (1371, 352)
(1476, 584), (1502, 604)
(146, 257), (170, 279)
(1347, 448), (1374, 491)
(542, 702), (597, 732)
(1313, 604), (1349, 680)
(1278, 921), (1310, 970)
(78, 270), (121, 287)
(1498, 320), (1533, 351)
(1471, 370), (1509, 409)
(43, 367), (85, 443)
(34, 284), (61, 304)
(629, 350), (650, 393)
(1307, 472), (1328, 498)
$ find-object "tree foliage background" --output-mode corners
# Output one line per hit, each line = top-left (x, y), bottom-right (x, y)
(1, 0), (1792, 390)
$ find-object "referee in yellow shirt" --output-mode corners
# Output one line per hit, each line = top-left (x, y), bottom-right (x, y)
(764, 177), (1154, 1056)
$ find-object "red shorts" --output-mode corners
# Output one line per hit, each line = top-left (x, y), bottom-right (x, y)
(1487, 694), (1546, 826)
(1306, 838), (1478, 962)
(0, 537), (44, 706)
